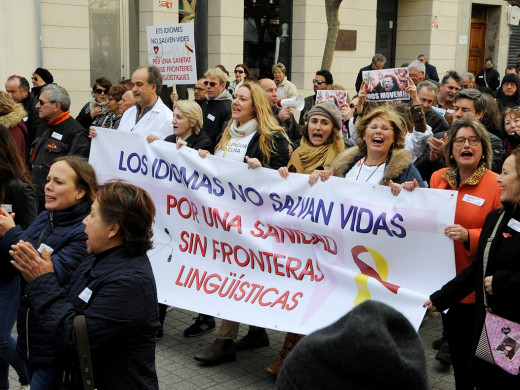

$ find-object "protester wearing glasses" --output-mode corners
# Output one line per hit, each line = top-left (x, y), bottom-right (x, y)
(200, 67), (233, 145)
(272, 63), (298, 101)
(325, 105), (425, 192)
(75, 77), (113, 131)
(31, 68), (54, 102)
(299, 70), (334, 126)
(31, 84), (90, 212)
(229, 64), (250, 96)
(425, 120), (502, 389)
(495, 73), (520, 111)
(193, 78), (207, 106)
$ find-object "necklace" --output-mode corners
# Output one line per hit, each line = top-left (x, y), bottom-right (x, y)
(355, 156), (388, 182)
(222, 133), (246, 157)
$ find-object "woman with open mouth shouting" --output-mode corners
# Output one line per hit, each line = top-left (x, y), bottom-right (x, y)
(323, 105), (426, 192)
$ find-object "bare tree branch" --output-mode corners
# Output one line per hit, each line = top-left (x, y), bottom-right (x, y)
(321, 0), (343, 71)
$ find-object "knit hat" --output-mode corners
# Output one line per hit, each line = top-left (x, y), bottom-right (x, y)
(306, 101), (342, 130)
(277, 300), (429, 390)
(33, 67), (54, 84)
(501, 73), (519, 88)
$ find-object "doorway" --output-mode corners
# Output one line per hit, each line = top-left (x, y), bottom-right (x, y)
(375, 0), (398, 68)
(468, 5), (487, 78)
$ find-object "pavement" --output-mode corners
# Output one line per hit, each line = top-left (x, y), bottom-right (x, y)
(11, 307), (455, 389)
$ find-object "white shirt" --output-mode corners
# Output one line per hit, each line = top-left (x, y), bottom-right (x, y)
(118, 97), (173, 139)
(345, 157), (386, 184)
(405, 124), (433, 163)
(214, 132), (256, 162)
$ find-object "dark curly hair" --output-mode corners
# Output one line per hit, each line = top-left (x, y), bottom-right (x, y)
(96, 180), (156, 256)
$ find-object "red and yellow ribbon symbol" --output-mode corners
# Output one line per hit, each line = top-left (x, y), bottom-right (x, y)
(185, 42), (193, 55)
(351, 245), (400, 306)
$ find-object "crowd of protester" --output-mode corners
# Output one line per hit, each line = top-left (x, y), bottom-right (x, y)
(1, 55), (520, 389)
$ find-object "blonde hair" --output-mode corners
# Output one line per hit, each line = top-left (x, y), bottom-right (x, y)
(216, 82), (286, 163)
(204, 67), (228, 84)
(355, 105), (407, 155)
(174, 100), (203, 134)
(0, 91), (17, 116)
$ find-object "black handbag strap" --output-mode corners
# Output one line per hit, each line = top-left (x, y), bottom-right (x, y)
(74, 315), (96, 390)
(482, 212), (505, 309)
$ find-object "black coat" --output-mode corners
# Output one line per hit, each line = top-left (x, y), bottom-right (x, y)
(0, 202), (90, 366)
(476, 68), (500, 91)
(30, 116), (90, 212)
(298, 95), (315, 126)
(201, 95), (232, 145)
(355, 64), (374, 93)
(25, 246), (160, 389)
(0, 178), (37, 282)
(273, 106), (301, 149)
(21, 93), (42, 159)
(164, 131), (213, 151)
(430, 204), (520, 387)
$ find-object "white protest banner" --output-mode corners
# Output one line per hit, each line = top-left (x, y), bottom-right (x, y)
(362, 67), (410, 102)
(146, 23), (197, 86)
(89, 128), (457, 333)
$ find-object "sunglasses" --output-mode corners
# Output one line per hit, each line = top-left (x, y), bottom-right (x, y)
(235, 70), (244, 74)
(32, 76), (40, 81)
(313, 79), (325, 85)
(204, 81), (220, 87)
(94, 88), (107, 94)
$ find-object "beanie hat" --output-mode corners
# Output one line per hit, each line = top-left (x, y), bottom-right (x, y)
(277, 300), (429, 390)
(34, 68), (54, 84)
(306, 101), (342, 130)
(501, 73), (519, 88)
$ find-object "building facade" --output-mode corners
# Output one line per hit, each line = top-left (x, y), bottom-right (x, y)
(1, 0), (517, 114)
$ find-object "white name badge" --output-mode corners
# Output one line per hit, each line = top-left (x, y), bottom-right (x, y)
(37, 243), (54, 254)
(51, 132), (63, 141)
(507, 218), (520, 233)
(462, 194), (484, 207)
(1, 204), (12, 213)
(79, 287), (93, 303)
(207, 113), (215, 121)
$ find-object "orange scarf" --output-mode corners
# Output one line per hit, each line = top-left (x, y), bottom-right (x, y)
(47, 110), (70, 126)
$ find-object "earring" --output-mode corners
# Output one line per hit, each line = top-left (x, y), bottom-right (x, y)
(450, 155), (454, 160)
(76, 196), (80, 201)
(481, 155), (485, 159)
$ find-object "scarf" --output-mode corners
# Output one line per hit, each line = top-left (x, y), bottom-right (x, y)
(287, 136), (345, 174)
(229, 118), (258, 138)
(47, 110), (70, 126)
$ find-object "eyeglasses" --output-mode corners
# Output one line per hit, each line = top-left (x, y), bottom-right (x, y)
(204, 81), (220, 87)
(454, 136), (480, 146)
(194, 87), (206, 91)
(38, 99), (49, 106)
(367, 124), (392, 131)
(94, 88), (107, 94)
(234, 70), (244, 74)
(313, 79), (325, 85)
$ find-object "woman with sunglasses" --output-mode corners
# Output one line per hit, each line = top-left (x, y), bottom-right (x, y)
(31, 68), (54, 102)
(426, 120), (502, 389)
(229, 64), (250, 96)
(76, 77), (113, 131)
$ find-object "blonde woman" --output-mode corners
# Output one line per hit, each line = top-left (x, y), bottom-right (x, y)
(189, 81), (290, 364)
